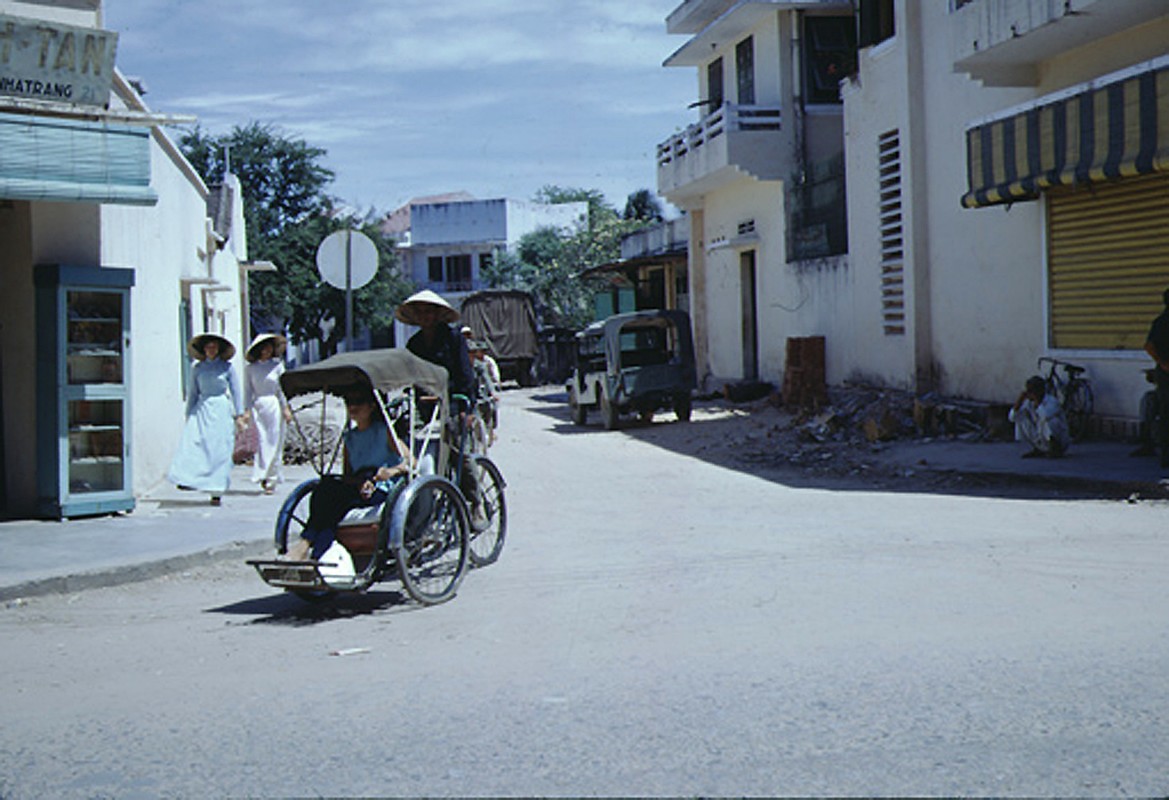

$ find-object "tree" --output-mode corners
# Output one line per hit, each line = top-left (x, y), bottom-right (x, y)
(623, 188), (665, 222)
(482, 186), (655, 328)
(179, 123), (413, 355)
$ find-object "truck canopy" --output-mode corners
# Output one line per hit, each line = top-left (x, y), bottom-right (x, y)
(460, 290), (539, 361)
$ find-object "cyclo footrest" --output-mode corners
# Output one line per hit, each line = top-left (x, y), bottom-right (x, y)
(247, 559), (328, 590)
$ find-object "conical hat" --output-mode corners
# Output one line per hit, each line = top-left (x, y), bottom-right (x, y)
(246, 332), (287, 362)
(188, 333), (236, 361)
(395, 289), (459, 325)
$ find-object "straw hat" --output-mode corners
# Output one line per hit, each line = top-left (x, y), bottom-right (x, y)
(245, 332), (287, 362)
(188, 332), (235, 361)
(395, 289), (459, 326)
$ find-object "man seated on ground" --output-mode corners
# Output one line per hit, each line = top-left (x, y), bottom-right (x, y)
(1009, 375), (1071, 459)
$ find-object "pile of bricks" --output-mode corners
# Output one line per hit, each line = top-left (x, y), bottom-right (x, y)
(782, 336), (828, 410)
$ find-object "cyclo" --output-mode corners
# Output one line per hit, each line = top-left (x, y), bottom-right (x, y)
(247, 348), (506, 605)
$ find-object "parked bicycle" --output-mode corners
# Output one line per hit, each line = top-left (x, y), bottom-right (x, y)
(1037, 356), (1094, 440)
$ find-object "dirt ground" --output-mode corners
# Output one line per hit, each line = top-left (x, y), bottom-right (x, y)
(610, 386), (1135, 500)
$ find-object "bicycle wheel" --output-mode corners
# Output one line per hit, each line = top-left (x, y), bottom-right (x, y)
(467, 456), (507, 567)
(1065, 380), (1094, 440)
(274, 478), (319, 553)
(272, 478), (336, 601)
(393, 476), (469, 605)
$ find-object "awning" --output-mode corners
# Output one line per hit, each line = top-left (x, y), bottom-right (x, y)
(0, 111), (156, 205)
(962, 59), (1169, 209)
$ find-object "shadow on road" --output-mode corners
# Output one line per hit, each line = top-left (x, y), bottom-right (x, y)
(206, 588), (413, 626)
(524, 389), (1125, 502)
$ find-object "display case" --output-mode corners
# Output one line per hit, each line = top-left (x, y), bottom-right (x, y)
(36, 264), (135, 518)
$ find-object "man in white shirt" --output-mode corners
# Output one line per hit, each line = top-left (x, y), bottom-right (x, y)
(1008, 375), (1070, 458)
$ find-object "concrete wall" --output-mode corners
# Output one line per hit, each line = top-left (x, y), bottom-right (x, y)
(696, 176), (785, 384)
(837, 0), (1168, 420)
(100, 132), (230, 494)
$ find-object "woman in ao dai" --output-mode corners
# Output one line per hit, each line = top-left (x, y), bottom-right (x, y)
(167, 333), (245, 505)
(244, 333), (292, 493)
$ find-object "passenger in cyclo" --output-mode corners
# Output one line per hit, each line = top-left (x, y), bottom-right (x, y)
(282, 387), (410, 561)
(1009, 375), (1070, 459)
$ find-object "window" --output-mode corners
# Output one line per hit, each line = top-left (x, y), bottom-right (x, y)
(858, 0), (895, 48)
(446, 254), (472, 290)
(878, 129), (904, 336)
(804, 16), (857, 104)
(736, 37), (755, 105)
(428, 256), (443, 283)
(706, 57), (724, 112)
(478, 252), (493, 276)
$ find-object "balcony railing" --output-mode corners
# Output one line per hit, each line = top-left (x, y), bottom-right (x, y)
(656, 103), (784, 199)
(656, 103), (782, 168)
(952, 0), (1167, 86)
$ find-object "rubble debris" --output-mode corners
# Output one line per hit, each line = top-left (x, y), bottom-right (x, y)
(723, 380), (775, 403)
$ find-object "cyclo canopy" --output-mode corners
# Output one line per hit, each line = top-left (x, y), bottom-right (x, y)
(279, 348), (448, 401)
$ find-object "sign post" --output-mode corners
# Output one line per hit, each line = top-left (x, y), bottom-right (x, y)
(315, 230), (378, 352)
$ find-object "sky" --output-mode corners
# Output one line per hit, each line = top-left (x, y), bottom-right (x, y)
(103, 0), (698, 216)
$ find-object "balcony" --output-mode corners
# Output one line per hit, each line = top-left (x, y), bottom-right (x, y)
(656, 103), (783, 203)
(953, 0), (1168, 86)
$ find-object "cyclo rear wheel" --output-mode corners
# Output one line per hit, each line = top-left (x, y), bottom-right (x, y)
(393, 475), (469, 605)
(466, 456), (507, 567)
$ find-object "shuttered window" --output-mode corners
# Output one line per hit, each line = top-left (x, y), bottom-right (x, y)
(1047, 171), (1169, 349)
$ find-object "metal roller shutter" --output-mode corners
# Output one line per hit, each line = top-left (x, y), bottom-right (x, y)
(1047, 171), (1169, 350)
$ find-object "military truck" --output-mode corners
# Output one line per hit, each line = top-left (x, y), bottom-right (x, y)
(460, 290), (539, 386)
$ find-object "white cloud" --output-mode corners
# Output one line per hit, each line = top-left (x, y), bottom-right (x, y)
(105, 0), (694, 210)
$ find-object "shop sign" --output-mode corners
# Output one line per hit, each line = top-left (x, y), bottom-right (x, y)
(0, 13), (118, 107)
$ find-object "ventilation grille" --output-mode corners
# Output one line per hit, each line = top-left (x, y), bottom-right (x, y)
(878, 129), (904, 336)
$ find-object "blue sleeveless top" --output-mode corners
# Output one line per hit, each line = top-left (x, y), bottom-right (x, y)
(344, 418), (401, 488)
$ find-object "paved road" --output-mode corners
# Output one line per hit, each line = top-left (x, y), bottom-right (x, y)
(1, 389), (1166, 797)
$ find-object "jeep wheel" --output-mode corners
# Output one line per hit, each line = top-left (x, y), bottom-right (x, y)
(601, 389), (619, 430)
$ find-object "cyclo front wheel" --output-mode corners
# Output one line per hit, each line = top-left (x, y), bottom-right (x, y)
(275, 478), (319, 554)
(1065, 380), (1094, 440)
(466, 456), (507, 567)
(392, 475), (469, 605)
(273, 478), (334, 601)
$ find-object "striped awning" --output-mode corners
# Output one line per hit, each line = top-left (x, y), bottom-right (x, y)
(962, 60), (1169, 209)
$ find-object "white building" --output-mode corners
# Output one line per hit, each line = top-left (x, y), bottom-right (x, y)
(841, 0), (1169, 428)
(658, 0), (1169, 432)
(389, 194), (586, 341)
(657, 0), (856, 389)
(0, 0), (252, 518)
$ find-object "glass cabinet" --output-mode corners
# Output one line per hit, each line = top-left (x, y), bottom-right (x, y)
(36, 264), (135, 518)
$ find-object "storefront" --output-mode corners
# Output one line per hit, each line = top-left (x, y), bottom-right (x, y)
(962, 56), (1169, 352)
(0, 4), (244, 518)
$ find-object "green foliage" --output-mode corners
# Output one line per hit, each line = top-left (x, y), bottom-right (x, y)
(179, 123), (414, 354)
(623, 188), (665, 222)
(482, 187), (656, 328)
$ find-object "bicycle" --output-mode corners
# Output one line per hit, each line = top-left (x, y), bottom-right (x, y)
(1037, 356), (1094, 440)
